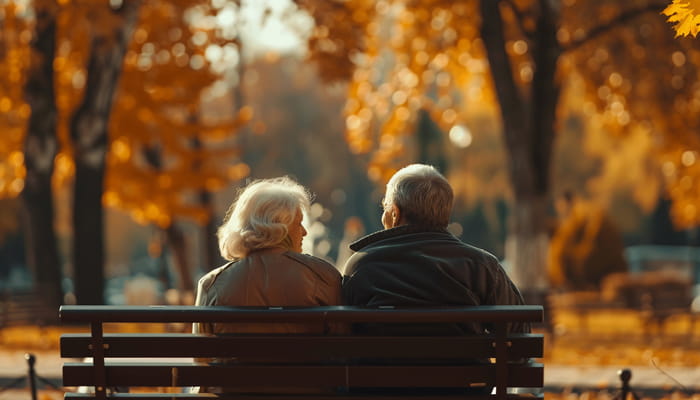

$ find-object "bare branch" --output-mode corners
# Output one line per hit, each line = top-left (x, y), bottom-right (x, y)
(502, 0), (535, 41)
(563, 2), (667, 52)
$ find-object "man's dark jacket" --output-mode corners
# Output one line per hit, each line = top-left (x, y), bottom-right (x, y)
(342, 225), (530, 334)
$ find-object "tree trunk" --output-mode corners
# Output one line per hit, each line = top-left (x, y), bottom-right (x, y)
(199, 189), (222, 271)
(190, 132), (223, 273)
(480, 0), (561, 293)
(70, 2), (140, 304)
(21, 1), (62, 312)
(505, 194), (550, 291)
(163, 224), (194, 295)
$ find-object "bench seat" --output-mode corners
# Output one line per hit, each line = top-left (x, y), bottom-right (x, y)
(59, 305), (544, 400)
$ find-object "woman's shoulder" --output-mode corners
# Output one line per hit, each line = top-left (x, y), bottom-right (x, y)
(196, 261), (237, 292)
(203, 260), (238, 277)
(284, 252), (339, 274)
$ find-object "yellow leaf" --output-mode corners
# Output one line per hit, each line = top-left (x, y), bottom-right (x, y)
(677, 13), (696, 36)
(663, 0), (700, 37)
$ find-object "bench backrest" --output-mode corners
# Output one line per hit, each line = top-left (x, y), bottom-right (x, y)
(60, 305), (544, 400)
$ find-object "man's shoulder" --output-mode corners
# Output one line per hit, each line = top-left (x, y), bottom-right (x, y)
(344, 230), (502, 278)
(350, 227), (456, 250)
(360, 229), (496, 260)
(459, 242), (500, 264)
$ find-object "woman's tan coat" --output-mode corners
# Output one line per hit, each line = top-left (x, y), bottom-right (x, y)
(193, 247), (342, 335)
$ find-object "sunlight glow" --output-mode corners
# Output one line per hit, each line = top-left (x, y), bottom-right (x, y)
(449, 125), (472, 148)
(681, 150), (697, 167)
(238, 0), (313, 57)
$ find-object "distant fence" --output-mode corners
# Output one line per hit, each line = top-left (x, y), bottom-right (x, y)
(0, 290), (58, 327)
(625, 245), (700, 286)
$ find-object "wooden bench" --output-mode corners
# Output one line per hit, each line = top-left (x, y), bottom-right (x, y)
(59, 305), (544, 400)
(549, 271), (696, 338)
(1, 289), (59, 326)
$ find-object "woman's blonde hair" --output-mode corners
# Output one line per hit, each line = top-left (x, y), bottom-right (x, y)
(217, 177), (311, 260)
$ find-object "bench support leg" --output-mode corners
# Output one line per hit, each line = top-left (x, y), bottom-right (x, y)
(91, 322), (107, 400)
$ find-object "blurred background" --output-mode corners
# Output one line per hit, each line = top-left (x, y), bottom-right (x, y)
(1, 0), (700, 319)
(1, 0), (700, 396)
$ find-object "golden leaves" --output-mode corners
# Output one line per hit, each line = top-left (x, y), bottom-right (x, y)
(584, 119), (661, 214)
(0, 151), (26, 198)
(560, 3), (700, 229)
(0, 0), (248, 228)
(315, 0), (493, 183)
(0, 2), (32, 199)
(663, 0), (700, 37)
(52, 152), (75, 190)
(102, 0), (250, 228)
(298, 0), (374, 82)
(660, 142), (700, 228)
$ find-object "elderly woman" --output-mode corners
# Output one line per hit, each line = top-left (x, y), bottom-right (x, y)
(193, 176), (341, 335)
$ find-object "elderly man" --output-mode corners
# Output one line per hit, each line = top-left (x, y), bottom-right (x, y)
(342, 163), (528, 334)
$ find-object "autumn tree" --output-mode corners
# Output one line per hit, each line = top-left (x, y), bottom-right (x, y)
(299, 0), (699, 296)
(49, 1), (141, 304)
(5, 0), (64, 311)
(105, 0), (250, 296)
(563, 3), (700, 232)
(1, 0), (251, 305)
(0, 3), (30, 204)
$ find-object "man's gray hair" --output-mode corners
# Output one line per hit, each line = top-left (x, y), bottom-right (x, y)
(384, 164), (453, 228)
(217, 177), (310, 260)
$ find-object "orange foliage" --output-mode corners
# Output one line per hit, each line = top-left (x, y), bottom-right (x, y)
(0, 1), (250, 227)
(564, 3), (700, 228)
(0, 2), (31, 198)
(303, 0), (700, 230)
(298, 0), (372, 83)
(105, 0), (250, 227)
(303, 0), (496, 184)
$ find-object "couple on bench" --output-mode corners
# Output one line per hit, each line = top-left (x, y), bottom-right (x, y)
(192, 163), (530, 393)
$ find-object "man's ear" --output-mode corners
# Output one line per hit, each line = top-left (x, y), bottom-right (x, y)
(390, 205), (401, 227)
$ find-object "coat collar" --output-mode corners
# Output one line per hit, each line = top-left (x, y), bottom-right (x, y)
(349, 225), (449, 252)
(246, 246), (288, 257)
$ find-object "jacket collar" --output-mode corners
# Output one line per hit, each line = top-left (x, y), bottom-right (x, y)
(246, 246), (288, 257)
(349, 225), (449, 252)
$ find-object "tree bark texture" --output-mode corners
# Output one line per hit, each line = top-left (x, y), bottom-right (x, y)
(199, 189), (223, 272)
(70, 2), (140, 304)
(190, 133), (224, 272)
(479, 0), (561, 292)
(164, 224), (194, 294)
(21, 2), (62, 313)
(504, 194), (550, 292)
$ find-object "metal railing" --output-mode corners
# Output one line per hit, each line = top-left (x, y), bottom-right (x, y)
(0, 353), (60, 400)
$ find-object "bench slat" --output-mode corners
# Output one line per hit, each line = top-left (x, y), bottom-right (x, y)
(63, 363), (543, 388)
(61, 333), (543, 359)
(64, 393), (544, 400)
(59, 305), (544, 324)
(60, 305), (545, 399)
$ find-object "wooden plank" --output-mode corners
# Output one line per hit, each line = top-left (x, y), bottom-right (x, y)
(64, 393), (544, 400)
(63, 363), (543, 388)
(59, 305), (544, 324)
(60, 333), (543, 360)
(60, 305), (545, 399)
